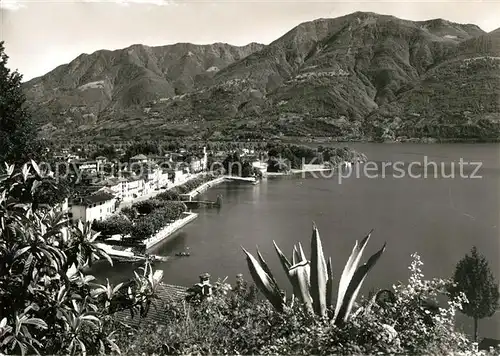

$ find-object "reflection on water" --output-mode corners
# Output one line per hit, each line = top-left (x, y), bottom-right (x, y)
(152, 232), (189, 255)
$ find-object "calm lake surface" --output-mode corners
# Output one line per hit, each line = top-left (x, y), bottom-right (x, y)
(93, 143), (500, 338)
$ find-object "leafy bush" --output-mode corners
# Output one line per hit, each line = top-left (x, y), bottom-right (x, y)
(121, 206), (138, 220)
(132, 199), (167, 215)
(129, 201), (187, 240)
(156, 190), (180, 201)
(130, 219), (156, 240)
(113, 254), (480, 355)
(33, 177), (71, 207)
(0, 162), (162, 355)
(92, 214), (133, 237)
(175, 174), (218, 194)
(322, 146), (367, 165)
(366, 253), (473, 354)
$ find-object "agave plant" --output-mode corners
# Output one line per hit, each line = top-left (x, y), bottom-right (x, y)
(242, 223), (386, 325)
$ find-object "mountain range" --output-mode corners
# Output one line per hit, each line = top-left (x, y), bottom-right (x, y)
(23, 11), (500, 143)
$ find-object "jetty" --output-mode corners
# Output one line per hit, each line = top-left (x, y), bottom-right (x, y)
(144, 211), (198, 250)
(179, 175), (258, 201)
(223, 176), (258, 183)
(179, 176), (225, 201)
(96, 243), (168, 263)
(99, 174), (255, 260)
(184, 196), (222, 209)
(98, 211), (198, 259)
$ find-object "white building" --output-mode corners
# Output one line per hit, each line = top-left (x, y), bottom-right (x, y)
(241, 148), (255, 156)
(159, 169), (170, 188)
(69, 192), (116, 224)
(130, 154), (148, 164)
(121, 177), (145, 201)
(172, 169), (189, 185)
(189, 158), (205, 173)
(252, 161), (268, 175)
(73, 160), (99, 173)
(94, 177), (124, 199)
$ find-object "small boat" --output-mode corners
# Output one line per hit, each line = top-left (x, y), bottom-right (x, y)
(152, 255), (169, 262)
(175, 252), (191, 257)
(145, 254), (169, 262)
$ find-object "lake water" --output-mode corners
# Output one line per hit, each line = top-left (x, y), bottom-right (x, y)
(93, 143), (500, 339)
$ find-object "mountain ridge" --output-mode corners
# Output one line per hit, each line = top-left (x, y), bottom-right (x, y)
(23, 12), (500, 142)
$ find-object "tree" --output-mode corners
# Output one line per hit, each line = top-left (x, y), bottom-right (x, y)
(223, 153), (241, 176)
(91, 145), (117, 160)
(157, 190), (180, 201)
(451, 246), (500, 341)
(131, 219), (155, 240)
(121, 206), (138, 220)
(92, 214), (133, 237)
(241, 161), (254, 177)
(0, 42), (43, 164)
(0, 162), (162, 355)
(33, 177), (70, 207)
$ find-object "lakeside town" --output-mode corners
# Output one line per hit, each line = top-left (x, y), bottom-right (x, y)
(2, 5), (500, 355)
(44, 142), (363, 261)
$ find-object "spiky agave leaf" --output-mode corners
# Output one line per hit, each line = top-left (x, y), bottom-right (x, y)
(273, 241), (298, 290)
(292, 245), (300, 265)
(297, 242), (307, 262)
(310, 224), (328, 317)
(326, 257), (334, 309)
(242, 247), (284, 312)
(273, 240), (291, 272)
(334, 242), (386, 326)
(257, 248), (280, 288)
(295, 242), (312, 291)
(288, 260), (314, 314)
(334, 229), (373, 319)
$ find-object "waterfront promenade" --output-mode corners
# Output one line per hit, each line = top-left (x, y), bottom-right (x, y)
(266, 167), (334, 176)
(103, 173), (258, 258)
(144, 212), (198, 249)
(178, 175), (256, 201)
(116, 172), (204, 212)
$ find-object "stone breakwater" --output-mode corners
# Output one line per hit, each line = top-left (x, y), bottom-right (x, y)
(145, 212), (198, 250)
(179, 176), (257, 201)
(179, 176), (226, 201)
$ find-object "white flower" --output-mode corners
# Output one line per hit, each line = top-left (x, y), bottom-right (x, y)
(381, 323), (398, 342)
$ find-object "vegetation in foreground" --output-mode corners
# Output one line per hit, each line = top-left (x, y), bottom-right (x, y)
(0, 163), (163, 355)
(114, 253), (498, 355)
(451, 246), (500, 342)
(1, 162), (499, 355)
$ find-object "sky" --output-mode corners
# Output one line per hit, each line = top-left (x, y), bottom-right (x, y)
(1, 0), (500, 81)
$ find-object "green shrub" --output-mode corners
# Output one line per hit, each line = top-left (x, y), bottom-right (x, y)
(132, 199), (167, 214)
(0, 162), (162, 355)
(112, 253), (483, 355)
(129, 201), (187, 240)
(156, 190), (180, 201)
(131, 219), (155, 240)
(121, 206), (138, 220)
(92, 214), (133, 236)
(174, 174), (218, 194)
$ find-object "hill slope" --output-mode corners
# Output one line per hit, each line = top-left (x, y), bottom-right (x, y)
(24, 42), (264, 137)
(23, 12), (500, 142)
